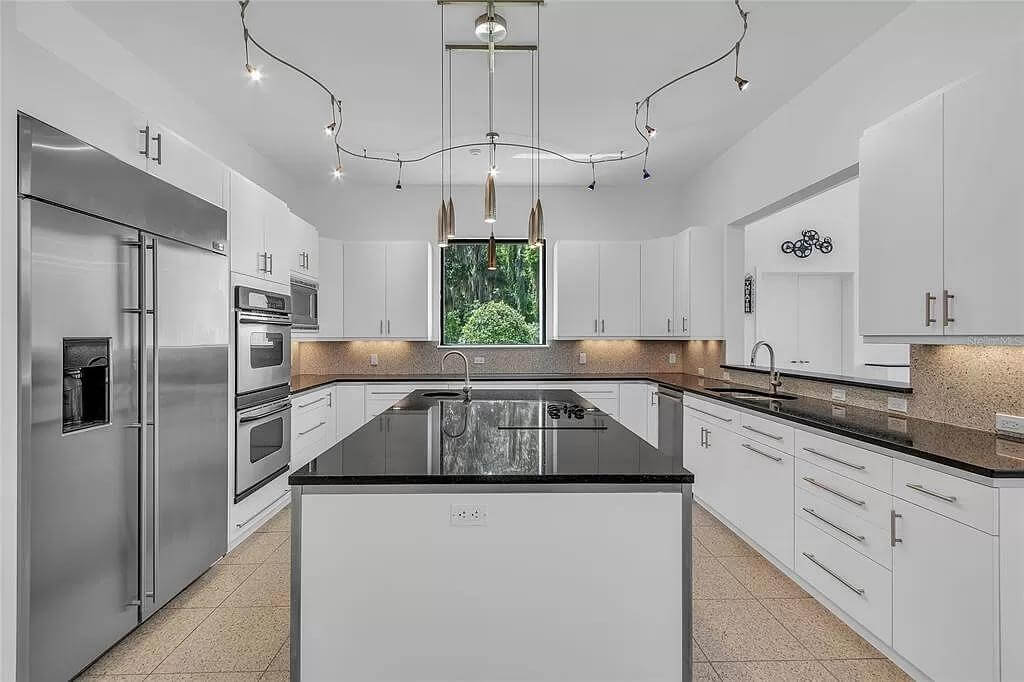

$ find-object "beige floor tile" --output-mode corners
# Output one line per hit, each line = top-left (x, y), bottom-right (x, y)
(822, 658), (913, 681)
(75, 676), (147, 681)
(719, 555), (808, 599)
(168, 564), (259, 609)
(268, 640), (290, 671)
(265, 537), (291, 564)
(693, 637), (708, 663)
(261, 507), (291, 534)
(154, 607), (289, 673)
(693, 661), (721, 681)
(223, 563), (290, 607)
(146, 674), (262, 681)
(712, 660), (836, 681)
(260, 672), (291, 682)
(84, 608), (213, 676)
(222, 532), (289, 565)
(693, 536), (713, 559)
(694, 599), (812, 662)
(693, 558), (754, 600)
(694, 523), (758, 558)
(692, 501), (718, 527)
(763, 598), (882, 660)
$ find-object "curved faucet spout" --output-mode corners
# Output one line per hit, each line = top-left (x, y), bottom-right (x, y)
(441, 350), (472, 401)
(750, 341), (782, 396)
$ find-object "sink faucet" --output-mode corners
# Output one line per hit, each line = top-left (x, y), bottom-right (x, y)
(441, 350), (472, 400)
(750, 341), (783, 396)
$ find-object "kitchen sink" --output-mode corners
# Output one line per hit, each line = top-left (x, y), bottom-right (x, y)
(422, 391), (463, 398)
(707, 387), (798, 401)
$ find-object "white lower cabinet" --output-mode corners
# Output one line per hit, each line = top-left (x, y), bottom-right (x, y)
(336, 384), (365, 441)
(291, 387), (336, 471)
(892, 498), (998, 682)
(733, 437), (794, 568)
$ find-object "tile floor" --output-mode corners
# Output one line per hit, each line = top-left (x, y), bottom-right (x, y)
(78, 501), (913, 681)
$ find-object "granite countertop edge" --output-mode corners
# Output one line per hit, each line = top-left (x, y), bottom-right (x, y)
(289, 372), (1024, 479)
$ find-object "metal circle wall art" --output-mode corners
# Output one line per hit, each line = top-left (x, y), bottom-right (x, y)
(781, 229), (834, 259)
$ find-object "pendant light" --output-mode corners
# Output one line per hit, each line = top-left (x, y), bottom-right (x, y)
(528, 206), (537, 246)
(484, 172), (496, 223)
(531, 198), (544, 249)
(487, 230), (497, 270)
(446, 197), (456, 239)
(437, 201), (449, 248)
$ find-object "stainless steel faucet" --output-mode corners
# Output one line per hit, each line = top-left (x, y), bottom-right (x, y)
(442, 350), (472, 400)
(750, 341), (783, 396)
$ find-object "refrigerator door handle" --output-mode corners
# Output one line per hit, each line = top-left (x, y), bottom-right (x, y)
(150, 237), (159, 603)
(136, 233), (148, 609)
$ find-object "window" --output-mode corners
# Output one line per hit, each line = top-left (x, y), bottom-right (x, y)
(441, 239), (545, 346)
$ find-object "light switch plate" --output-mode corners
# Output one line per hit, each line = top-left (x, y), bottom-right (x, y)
(996, 413), (1024, 437)
(697, 367), (705, 376)
(887, 396), (908, 414)
(831, 387), (847, 402)
(578, 352), (587, 365)
(669, 353), (677, 364)
(473, 356), (485, 365)
(369, 353), (379, 366)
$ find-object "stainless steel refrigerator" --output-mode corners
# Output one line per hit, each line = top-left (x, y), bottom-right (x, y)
(17, 115), (229, 681)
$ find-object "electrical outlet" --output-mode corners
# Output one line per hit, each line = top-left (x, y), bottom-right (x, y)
(578, 352), (587, 365)
(832, 405), (847, 418)
(722, 371), (731, 381)
(831, 387), (847, 402)
(668, 353), (678, 364)
(887, 396), (908, 414)
(697, 367), (705, 376)
(369, 353), (379, 366)
(996, 413), (1024, 438)
(473, 356), (485, 365)
(450, 504), (488, 526)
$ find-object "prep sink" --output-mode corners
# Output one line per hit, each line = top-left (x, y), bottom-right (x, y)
(707, 387), (798, 401)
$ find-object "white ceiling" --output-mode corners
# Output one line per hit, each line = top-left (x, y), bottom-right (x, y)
(72, 0), (907, 188)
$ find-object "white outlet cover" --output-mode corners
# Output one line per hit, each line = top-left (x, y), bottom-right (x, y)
(697, 367), (705, 376)
(578, 352), (587, 365)
(831, 387), (847, 402)
(887, 396), (909, 414)
(722, 371), (731, 381)
(369, 353), (379, 366)
(668, 353), (678, 364)
(473, 356), (485, 364)
(996, 413), (1024, 437)
(450, 504), (488, 527)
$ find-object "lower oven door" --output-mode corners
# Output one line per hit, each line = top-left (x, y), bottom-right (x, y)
(236, 312), (291, 395)
(235, 399), (292, 501)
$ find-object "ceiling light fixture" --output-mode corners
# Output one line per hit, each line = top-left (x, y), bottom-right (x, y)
(395, 158), (403, 190)
(587, 157), (596, 191)
(245, 63), (263, 82)
(644, 100), (656, 138)
(324, 121), (336, 136)
(487, 230), (497, 270)
(474, 11), (508, 44)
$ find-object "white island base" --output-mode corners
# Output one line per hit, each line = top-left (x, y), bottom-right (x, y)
(291, 485), (691, 682)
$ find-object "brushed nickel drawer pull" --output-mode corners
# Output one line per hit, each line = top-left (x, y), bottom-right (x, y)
(925, 291), (937, 327)
(688, 406), (733, 423)
(743, 424), (784, 441)
(235, 491), (290, 528)
(905, 483), (957, 504)
(742, 442), (783, 462)
(890, 509), (903, 547)
(802, 552), (865, 596)
(802, 447), (866, 471)
(802, 477), (866, 507)
(298, 421), (326, 437)
(296, 394), (330, 409)
(802, 507), (865, 543)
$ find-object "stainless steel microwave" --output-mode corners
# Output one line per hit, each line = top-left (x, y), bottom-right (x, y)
(291, 277), (318, 331)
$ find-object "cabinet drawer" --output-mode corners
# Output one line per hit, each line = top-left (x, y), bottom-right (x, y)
(797, 460), (891, 530)
(892, 458), (997, 534)
(797, 488), (892, 570)
(293, 388), (333, 415)
(733, 437), (795, 568)
(683, 397), (740, 428)
(796, 431), (892, 493)
(796, 518), (893, 644)
(294, 406), (331, 446)
(739, 413), (794, 453)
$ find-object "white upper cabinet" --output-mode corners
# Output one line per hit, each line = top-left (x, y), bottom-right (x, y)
(317, 238), (343, 339)
(676, 227), (723, 339)
(291, 214), (319, 280)
(145, 122), (226, 208)
(342, 242), (430, 340)
(942, 50), (1024, 336)
(554, 241), (640, 338)
(228, 171), (291, 286)
(641, 236), (675, 336)
(859, 93), (944, 337)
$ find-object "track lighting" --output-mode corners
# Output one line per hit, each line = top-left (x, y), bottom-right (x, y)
(587, 180), (596, 191)
(587, 161), (596, 191)
(245, 63), (263, 82)
(332, 164), (344, 180)
(735, 75), (750, 92)
(645, 124), (657, 137)
(642, 168), (652, 180)
(734, 42), (750, 92)
(395, 160), (403, 190)
(324, 121), (336, 136)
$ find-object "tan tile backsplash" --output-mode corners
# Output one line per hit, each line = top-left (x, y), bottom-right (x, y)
(292, 339), (1024, 433)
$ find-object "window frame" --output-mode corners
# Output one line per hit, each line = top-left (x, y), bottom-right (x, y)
(439, 237), (547, 348)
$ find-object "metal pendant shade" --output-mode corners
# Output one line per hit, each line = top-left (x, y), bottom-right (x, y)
(446, 197), (456, 238)
(484, 174), (497, 224)
(437, 201), (449, 248)
(527, 207), (537, 247)
(487, 231), (497, 270)
(530, 198), (544, 248)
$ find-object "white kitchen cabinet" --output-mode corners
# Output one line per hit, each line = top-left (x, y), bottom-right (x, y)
(684, 412), (740, 521)
(674, 231), (692, 337)
(336, 384), (366, 441)
(554, 242), (599, 337)
(342, 242), (430, 339)
(292, 387), (336, 471)
(859, 93), (943, 337)
(617, 383), (649, 440)
(942, 50), (1024, 336)
(554, 241), (640, 338)
(316, 238), (343, 339)
(733, 436), (794, 567)
(228, 170), (290, 285)
(645, 385), (659, 449)
(758, 273), (844, 375)
(145, 122), (226, 208)
(641, 237), (676, 336)
(675, 227), (723, 339)
(290, 214), (319, 280)
(892, 498), (998, 681)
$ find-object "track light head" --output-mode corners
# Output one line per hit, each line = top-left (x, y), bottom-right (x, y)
(324, 121), (336, 136)
(587, 180), (596, 191)
(642, 168), (652, 180)
(395, 181), (402, 191)
(645, 124), (657, 137)
(245, 63), (263, 82)
(332, 163), (344, 180)
(735, 75), (750, 92)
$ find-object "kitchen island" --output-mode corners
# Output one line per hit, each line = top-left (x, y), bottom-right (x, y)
(289, 389), (693, 682)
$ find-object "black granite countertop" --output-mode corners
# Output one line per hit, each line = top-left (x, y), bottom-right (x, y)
(289, 389), (693, 487)
(290, 373), (1024, 479)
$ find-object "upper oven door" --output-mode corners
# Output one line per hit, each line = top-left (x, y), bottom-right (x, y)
(291, 279), (318, 330)
(236, 312), (291, 395)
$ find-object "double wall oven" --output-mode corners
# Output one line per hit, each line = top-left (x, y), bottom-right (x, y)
(234, 285), (292, 502)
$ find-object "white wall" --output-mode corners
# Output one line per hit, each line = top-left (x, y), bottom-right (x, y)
(0, 4), (304, 678)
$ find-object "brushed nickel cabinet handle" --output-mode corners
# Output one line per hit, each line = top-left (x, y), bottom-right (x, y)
(667, 318), (671, 333)
(802, 552), (865, 595)
(802, 477), (865, 507)
(925, 292), (937, 326)
(688, 406), (733, 423)
(741, 442), (783, 462)
(296, 394), (330, 409)
(139, 125), (151, 157)
(802, 447), (866, 471)
(150, 132), (162, 165)
(905, 483), (957, 504)
(803, 507), (865, 542)
(681, 316), (688, 333)
(594, 319), (598, 334)
(891, 509), (903, 547)
(943, 290), (955, 327)
(742, 424), (784, 441)
(299, 421), (326, 437)
(601, 319), (605, 333)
